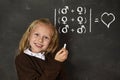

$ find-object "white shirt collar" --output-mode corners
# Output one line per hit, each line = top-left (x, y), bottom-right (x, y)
(24, 48), (45, 60)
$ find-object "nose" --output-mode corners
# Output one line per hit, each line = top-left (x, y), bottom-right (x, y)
(38, 36), (43, 43)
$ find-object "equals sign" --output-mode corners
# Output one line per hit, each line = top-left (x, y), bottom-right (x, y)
(94, 18), (99, 23)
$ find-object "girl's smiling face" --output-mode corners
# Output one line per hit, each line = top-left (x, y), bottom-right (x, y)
(28, 23), (53, 53)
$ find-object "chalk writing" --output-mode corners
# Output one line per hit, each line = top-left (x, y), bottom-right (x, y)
(54, 6), (115, 34)
(101, 12), (115, 28)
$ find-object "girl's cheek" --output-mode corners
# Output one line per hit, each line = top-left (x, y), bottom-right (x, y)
(47, 42), (50, 47)
(46, 41), (51, 47)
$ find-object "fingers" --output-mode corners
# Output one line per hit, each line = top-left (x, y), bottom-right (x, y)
(55, 44), (68, 62)
(57, 48), (64, 54)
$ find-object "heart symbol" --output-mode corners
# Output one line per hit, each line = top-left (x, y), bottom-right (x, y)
(101, 12), (115, 28)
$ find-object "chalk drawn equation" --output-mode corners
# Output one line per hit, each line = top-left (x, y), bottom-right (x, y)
(54, 6), (115, 34)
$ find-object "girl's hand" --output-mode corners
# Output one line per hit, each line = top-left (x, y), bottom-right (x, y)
(55, 47), (68, 62)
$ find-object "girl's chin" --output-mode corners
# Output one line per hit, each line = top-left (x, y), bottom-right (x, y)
(33, 50), (46, 53)
(31, 49), (42, 53)
(31, 47), (46, 53)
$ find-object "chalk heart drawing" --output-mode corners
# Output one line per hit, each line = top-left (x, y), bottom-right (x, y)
(101, 12), (115, 28)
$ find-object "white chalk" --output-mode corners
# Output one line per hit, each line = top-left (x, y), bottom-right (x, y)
(63, 43), (66, 48)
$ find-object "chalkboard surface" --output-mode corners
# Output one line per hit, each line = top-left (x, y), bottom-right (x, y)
(0, 0), (120, 80)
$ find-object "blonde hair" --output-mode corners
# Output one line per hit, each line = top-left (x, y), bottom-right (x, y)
(18, 18), (59, 54)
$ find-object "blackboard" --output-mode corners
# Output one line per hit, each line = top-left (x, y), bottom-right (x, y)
(0, 0), (120, 80)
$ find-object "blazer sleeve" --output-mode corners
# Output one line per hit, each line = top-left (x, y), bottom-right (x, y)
(15, 54), (63, 80)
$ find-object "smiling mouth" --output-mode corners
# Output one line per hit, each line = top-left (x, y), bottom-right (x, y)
(35, 43), (43, 48)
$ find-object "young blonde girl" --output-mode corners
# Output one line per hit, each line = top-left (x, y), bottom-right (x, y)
(15, 18), (68, 80)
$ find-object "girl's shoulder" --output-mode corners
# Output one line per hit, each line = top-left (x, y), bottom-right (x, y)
(15, 53), (32, 64)
(15, 53), (28, 59)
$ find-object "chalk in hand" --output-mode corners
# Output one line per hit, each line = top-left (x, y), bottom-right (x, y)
(63, 43), (66, 48)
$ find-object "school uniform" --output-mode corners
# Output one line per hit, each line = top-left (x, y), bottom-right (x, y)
(15, 49), (68, 80)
